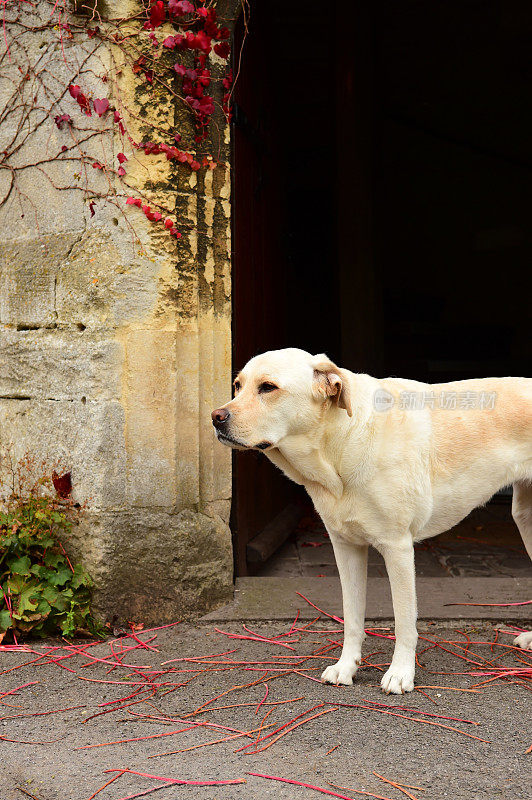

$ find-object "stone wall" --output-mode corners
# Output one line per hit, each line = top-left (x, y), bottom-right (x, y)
(0, 1), (239, 622)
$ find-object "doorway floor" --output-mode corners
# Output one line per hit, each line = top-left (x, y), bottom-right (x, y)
(257, 501), (531, 579)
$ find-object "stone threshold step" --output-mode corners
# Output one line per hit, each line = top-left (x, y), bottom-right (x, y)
(201, 576), (532, 623)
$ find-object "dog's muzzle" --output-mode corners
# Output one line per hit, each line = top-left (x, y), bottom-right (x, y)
(211, 408), (272, 450)
(212, 408), (245, 448)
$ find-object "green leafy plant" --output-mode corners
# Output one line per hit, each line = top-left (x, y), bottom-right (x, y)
(0, 462), (102, 641)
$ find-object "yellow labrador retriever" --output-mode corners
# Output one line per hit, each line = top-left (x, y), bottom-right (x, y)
(212, 348), (532, 694)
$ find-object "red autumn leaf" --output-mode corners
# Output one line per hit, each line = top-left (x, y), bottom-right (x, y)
(160, 144), (179, 161)
(68, 85), (91, 116)
(54, 113), (72, 129)
(61, 145), (67, 152)
(112, 111), (126, 135)
(52, 470), (72, 498)
(214, 41), (230, 59)
(141, 141), (161, 155)
(117, 152), (127, 164)
(149, 1), (165, 28)
(163, 36), (176, 49)
(195, 30), (212, 52)
(169, 0), (194, 14)
(172, 34), (186, 50)
(92, 97), (109, 117)
(126, 197), (142, 207)
(89, 200), (96, 217)
(152, 212), (162, 222)
(222, 70), (233, 91)
(132, 56), (146, 74)
(174, 132), (182, 143)
(117, 166), (126, 177)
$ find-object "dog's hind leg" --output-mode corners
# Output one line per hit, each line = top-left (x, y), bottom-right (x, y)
(321, 536), (368, 686)
(379, 538), (418, 694)
(512, 480), (532, 651)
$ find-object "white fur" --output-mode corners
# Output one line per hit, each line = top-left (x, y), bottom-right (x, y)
(214, 348), (532, 692)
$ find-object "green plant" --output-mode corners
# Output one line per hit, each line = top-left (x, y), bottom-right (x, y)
(0, 473), (101, 641)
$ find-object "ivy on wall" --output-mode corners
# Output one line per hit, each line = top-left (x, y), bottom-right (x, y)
(0, 1), (244, 242)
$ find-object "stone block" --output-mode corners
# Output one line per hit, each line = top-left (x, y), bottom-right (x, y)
(55, 229), (161, 329)
(0, 398), (126, 509)
(0, 234), (80, 326)
(69, 508), (233, 623)
(0, 328), (122, 401)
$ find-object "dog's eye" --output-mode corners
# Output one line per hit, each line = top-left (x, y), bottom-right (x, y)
(233, 380), (241, 393)
(258, 382), (278, 394)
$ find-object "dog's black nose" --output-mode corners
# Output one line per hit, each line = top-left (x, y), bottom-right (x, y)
(211, 408), (230, 428)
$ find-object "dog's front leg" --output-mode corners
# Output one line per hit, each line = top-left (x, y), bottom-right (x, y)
(380, 539), (418, 694)
(321, 536), (368, 686)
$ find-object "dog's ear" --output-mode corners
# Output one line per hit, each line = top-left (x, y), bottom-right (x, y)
(312, 354), (353, 417)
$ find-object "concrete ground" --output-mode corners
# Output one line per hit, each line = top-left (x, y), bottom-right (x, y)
(1, 603), (531, 800)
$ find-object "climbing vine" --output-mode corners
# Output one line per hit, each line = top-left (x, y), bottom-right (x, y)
(0, 0), (244, 242)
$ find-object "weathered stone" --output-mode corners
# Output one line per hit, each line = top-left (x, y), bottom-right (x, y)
(0, 234), (81, 327)
(120, 329), (179, 509)
(0, 328), (122, 401)
(69, 508), (233, 622)
(55, 228), (165, 330)
(0, 398), (127, 510)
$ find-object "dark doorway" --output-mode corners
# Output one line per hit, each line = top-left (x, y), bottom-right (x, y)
(231, 0), (532, 575)
(373, 1), (532, 383)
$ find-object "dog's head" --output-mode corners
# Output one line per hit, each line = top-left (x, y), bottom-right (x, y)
(211, 348), (352, 451)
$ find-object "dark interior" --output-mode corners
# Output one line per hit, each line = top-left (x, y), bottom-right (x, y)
(231, 0), (532, 574)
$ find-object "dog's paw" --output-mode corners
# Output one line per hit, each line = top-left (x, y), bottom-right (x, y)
(321, 658), (360, 686)
(514, 631), (532, 651)
(381, 664), (415, 694)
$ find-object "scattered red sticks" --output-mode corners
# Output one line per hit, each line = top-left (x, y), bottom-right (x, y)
(0, 592), (530, 800)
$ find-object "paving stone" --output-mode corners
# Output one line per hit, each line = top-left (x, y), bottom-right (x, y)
(259, 506), (531, 583)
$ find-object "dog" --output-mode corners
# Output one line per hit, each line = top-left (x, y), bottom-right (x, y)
(212, 348), (532, 694)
